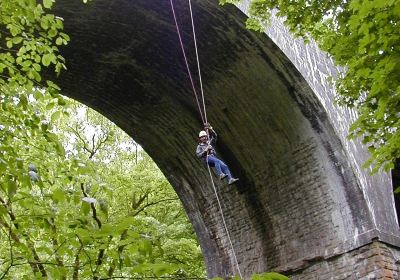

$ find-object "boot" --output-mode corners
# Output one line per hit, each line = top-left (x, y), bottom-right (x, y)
(228, 178), (239, 185)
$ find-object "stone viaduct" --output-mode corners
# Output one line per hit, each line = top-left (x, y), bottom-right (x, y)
(54, 0), (400, 278)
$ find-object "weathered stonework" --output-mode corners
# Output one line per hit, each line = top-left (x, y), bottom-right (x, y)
(288, 241), (400, 280)
(53, 0), (400, 278)
(236, 0), (398, 244)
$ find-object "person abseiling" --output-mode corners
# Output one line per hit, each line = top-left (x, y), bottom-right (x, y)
(196, 123), (239, 185)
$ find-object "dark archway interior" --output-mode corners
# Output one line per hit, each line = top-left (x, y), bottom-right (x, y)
(52, 0), (398, 278)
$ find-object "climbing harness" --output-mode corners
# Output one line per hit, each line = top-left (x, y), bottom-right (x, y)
(169, 0), (243, 278)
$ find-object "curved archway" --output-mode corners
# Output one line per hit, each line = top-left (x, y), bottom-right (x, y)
(53, 0), (400, 278)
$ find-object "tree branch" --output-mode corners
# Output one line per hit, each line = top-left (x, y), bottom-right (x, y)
(107, 230), (128, 278)
(0, 60), (45, 88)
(0, 227), (14, 279)
(80, 184), (101, 228)
(133, 198), (179, 217)
(68, 124), (94, 156)
(90, 133), (110, 160)
(90, 134), (96, 159)
(0, 195), (47, 277)
(0, 217), (39, 275)
(76, 235), (95, 278)
(73, 243), (84, 280)
(49, 217), (66, 280)
(131, 193), (149, 210)
(0, 46), (18, 53)
(79, 184), (109, 280)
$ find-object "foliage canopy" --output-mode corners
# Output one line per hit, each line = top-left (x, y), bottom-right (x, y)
(0, 92), (206, 278)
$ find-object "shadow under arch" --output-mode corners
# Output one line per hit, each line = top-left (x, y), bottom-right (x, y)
(52, 0), (399, 278)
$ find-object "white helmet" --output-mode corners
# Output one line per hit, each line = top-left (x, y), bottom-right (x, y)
(198, 131), (207, 138)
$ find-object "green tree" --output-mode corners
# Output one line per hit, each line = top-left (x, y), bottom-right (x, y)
(0, 0), (70, 97)
(221, 0), (400, 173)
(60, 102), (206, 277)
(0, 87), (206, 279)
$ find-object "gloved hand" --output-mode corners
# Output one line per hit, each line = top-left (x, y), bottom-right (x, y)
(204, 123), (213, 131)
(205, 145), (212, 151)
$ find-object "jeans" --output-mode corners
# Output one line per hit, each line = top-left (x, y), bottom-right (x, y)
(206, 155), (232, 180)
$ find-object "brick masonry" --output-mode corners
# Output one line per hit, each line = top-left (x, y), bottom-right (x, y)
(288, 241), (400, 280)
(236, 0), (398, 240)
(53, 0), (400, 278)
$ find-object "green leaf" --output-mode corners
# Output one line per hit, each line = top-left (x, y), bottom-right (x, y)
(12, 37), (23, 44)
(22, 60), (32, 68)
(46, 102), (56, 110)
(40, 18), (49, 30)
(75, 228), (92, 244)
(48, 28), (58, 38)
(16, 157), (24, 169)
(56, 37), (63, 45)
(7, 181), (18, 197)
(42, 54), (52, 67)
(31, 70), (42, 82)
(46, 80), (61, 90)
(115, 216), (135, 232)
(0, 204), (8, 217)
(81, 202), (90, 215)
(33, 63), (41, 72)
(52, 189), (66, 203)
(19, 94), (28, 109)
(51, 111), (62, 123)
(43, 0), (54, 9)
(60, 32), (70, 41)
(57, 97), (66, 106)
(0, 159), (7, 173)
(98, 224), (114, 235)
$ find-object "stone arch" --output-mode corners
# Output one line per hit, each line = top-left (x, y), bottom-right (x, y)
(392, 160), (400, 225)
(53, 0), (400, 278)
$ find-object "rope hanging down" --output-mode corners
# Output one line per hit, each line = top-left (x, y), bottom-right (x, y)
(205, 162), (243, 279)
(169, 0), (243, 278)
(188, 0), (207, 124)
(169, 0), (205, 124)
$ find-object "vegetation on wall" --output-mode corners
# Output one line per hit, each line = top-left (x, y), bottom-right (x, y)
(221, 0), (400, 174)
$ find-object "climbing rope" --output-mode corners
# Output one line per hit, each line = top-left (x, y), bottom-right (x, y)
(188, 0), (207, 124)
(169, 0), (205, 124)
(169, 0), (243, 278)
(205, 161), (243, 279)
